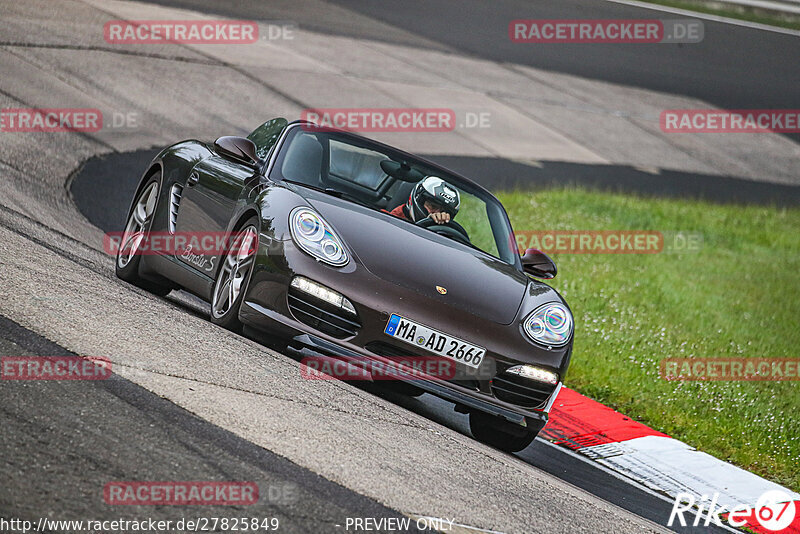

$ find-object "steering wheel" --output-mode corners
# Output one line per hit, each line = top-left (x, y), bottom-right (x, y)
(415, 216), (471, 246)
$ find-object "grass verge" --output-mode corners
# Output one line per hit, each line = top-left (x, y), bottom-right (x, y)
(498, 188), (799, 491)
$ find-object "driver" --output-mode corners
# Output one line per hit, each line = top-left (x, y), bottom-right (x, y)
(389, 176), (460, 225)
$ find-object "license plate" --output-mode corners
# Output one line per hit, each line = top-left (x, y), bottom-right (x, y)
(384, 314), (485, 368)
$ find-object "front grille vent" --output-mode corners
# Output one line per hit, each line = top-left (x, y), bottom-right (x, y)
(491, 371), (556, 409)
(287, 287), (361, 338)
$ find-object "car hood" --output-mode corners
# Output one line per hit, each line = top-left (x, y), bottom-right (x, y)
(304, 191), (528, 325)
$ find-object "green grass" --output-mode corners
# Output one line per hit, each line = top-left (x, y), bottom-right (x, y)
(497, 188), (800, 491)
(637, 0), (800, 31)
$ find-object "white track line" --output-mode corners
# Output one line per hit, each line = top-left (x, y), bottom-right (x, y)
(601, 0), (800, 36)
(716, 0), (800, 15)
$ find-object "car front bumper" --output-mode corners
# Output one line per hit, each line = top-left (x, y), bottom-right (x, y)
(238, 236), (568, 425)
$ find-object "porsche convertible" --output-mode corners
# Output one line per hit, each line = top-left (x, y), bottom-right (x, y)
(115, 118), (574, 452)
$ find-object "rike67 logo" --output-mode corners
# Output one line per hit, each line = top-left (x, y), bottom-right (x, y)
(669, 490), (798, 532)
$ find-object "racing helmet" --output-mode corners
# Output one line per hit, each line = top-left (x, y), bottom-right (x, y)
(407, 176), (461, 222)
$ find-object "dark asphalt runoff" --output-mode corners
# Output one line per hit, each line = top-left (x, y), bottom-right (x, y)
(0, 314), (427, 533)
(70, 149), (800, 243)
(68, 152), (731, 534)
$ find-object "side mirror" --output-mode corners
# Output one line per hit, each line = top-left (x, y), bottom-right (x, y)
(214, 136), (262, 169)
(521, 248), (557, 279)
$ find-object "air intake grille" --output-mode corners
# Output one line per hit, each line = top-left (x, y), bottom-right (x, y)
(169, 183), (183, 233)
(491, 372), (556, 409)
(288, 288), (360, 339)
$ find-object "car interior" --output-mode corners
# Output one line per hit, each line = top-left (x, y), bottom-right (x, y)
(280, 131), (430, 214)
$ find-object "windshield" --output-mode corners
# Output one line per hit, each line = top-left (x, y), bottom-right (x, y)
(270, 126), (519, 266)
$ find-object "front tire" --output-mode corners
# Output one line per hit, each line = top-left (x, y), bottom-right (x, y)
(469, 411), (543, 453)
(210, 218), (259, 332)
(115, 176), (172, 296)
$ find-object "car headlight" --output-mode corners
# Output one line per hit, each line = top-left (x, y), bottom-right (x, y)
(290, 208), (349, 266)
(523, 303), (573, 347)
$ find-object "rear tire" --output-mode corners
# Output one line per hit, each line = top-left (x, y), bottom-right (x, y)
(115, 176), (172, 297)
(469, 411), (542, 453)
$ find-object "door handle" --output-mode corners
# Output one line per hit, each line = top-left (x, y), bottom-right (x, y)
(187, 172), (200, 186)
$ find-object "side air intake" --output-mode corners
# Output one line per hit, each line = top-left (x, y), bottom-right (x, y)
(169, 183), (183, 233)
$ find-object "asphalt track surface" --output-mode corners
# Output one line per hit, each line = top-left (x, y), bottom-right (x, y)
(144, 0), (800, 142)
(2, 0), (797, 533)
(0, 316), (427, 534)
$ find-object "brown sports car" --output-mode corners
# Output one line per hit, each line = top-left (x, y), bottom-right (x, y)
(116, 118), (573, 452)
